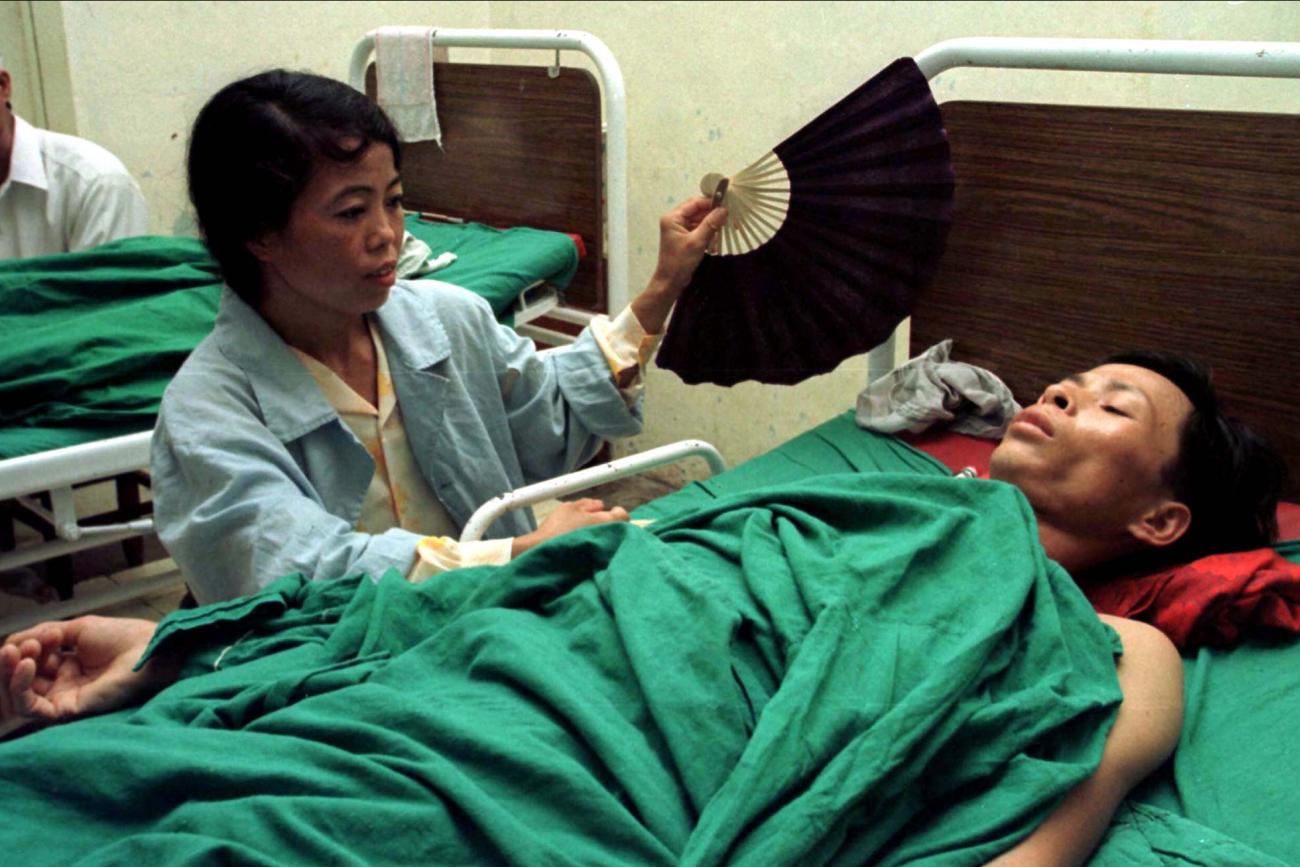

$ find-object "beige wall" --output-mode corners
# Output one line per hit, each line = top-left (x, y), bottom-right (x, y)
(55, 0), (488, 236)
(15, 1), (1300, 469)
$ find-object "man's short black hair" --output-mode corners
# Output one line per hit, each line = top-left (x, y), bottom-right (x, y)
(187, 69), (402, 305)
(1103, 350), (1286, 561)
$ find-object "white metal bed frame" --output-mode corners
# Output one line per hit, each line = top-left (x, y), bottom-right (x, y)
(3, 34), (1297, 635)
(349, 28), (633, 348)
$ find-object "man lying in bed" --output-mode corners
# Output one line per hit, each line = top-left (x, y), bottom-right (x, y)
(0, 351), (1283, 865)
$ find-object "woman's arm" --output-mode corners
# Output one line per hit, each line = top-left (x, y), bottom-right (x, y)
(629, 197), (727, 335)
(482, 198), (724, 483)
(152, 399), (427, 605)
(987, 615), (1184, 866)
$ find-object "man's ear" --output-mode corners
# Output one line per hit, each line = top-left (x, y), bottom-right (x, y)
(1, 70), (13, 106)
(1127, 499), (1192, 549)
(246, 231), (279, 264)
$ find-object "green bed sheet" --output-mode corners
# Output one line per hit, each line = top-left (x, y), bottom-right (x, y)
(1121, 617), (1300, 867)
(0, 474), (1124, 864)
(0, 219), (578, 460)
(0, 237), (221, 458)
(403, 216), (579, 318)
(642, 412), (1300, 866)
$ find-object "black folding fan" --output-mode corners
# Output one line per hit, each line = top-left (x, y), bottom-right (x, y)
(657, 57), (955, 386)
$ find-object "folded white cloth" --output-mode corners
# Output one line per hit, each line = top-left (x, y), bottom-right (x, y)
(374, 26), (442, 146)
(396, 232), (457, 278)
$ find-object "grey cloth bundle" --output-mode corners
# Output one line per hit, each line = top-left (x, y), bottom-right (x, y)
(855, 340), (1022, 439)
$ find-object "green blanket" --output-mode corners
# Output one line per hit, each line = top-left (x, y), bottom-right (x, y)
(0, 237), (222, 457)
(0, 475), (1122, 864)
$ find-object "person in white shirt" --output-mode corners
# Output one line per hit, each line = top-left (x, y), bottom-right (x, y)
(0, 55), (149, 259)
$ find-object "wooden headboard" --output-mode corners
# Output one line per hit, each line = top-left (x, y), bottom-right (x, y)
(367, 62), (605, 311)
(912, 101), (1300, 498)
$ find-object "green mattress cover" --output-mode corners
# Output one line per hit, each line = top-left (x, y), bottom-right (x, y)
(403, 215), (579, 317)
(1127, 538), (1300, 866)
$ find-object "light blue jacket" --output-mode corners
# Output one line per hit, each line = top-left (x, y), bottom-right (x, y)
(152, 280), (642, 605)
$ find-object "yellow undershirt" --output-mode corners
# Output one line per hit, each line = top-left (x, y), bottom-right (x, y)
(291, 308), (659, 583)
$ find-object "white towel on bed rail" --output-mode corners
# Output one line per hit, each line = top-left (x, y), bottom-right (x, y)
(374, 27), (442, 146)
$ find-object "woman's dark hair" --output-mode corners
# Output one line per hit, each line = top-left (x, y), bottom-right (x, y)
(187, 69), (401, 303)
(1103, 350), (1286, 561)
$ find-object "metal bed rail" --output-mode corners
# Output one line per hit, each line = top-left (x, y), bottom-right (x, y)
(348, 28), (631, 316)
(915, 37), (1300, 81)
(0, 432), (185, 635)
(460, 439), (726, 543)
(0, 431), (156, 573)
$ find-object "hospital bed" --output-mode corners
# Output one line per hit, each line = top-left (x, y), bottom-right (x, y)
(349, 28), (632, 345)
(456, 35), (1300, 863)
(2, 34), (1299, 865)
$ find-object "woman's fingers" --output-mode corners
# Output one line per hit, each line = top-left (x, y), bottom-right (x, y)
(567, 500), (629, 522)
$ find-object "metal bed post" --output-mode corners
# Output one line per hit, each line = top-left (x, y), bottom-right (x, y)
(0, 431), (156, 574)
(348, 28), (631, 316)
(867, 37), (1300, 379)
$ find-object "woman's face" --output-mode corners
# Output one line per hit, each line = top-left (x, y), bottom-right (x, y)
(251, 141), (404, 318)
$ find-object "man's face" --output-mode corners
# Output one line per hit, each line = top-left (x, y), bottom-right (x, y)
(989, 363), (1193, 537)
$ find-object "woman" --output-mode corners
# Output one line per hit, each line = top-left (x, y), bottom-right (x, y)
(154, 69), (725, 604)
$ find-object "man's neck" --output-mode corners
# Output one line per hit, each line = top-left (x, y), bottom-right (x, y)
(1035, 515), (1129, 576)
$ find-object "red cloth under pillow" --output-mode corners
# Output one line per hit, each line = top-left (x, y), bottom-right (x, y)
(1279, 502), (1300, 542)
(902, 429), (1300, 650)
(1080, 549), (1300, 651)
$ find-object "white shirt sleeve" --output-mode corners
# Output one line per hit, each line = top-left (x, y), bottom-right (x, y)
(66, 173), (150, 252)
(590, 306), (664, 403)
(408, 535), (515, 584)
